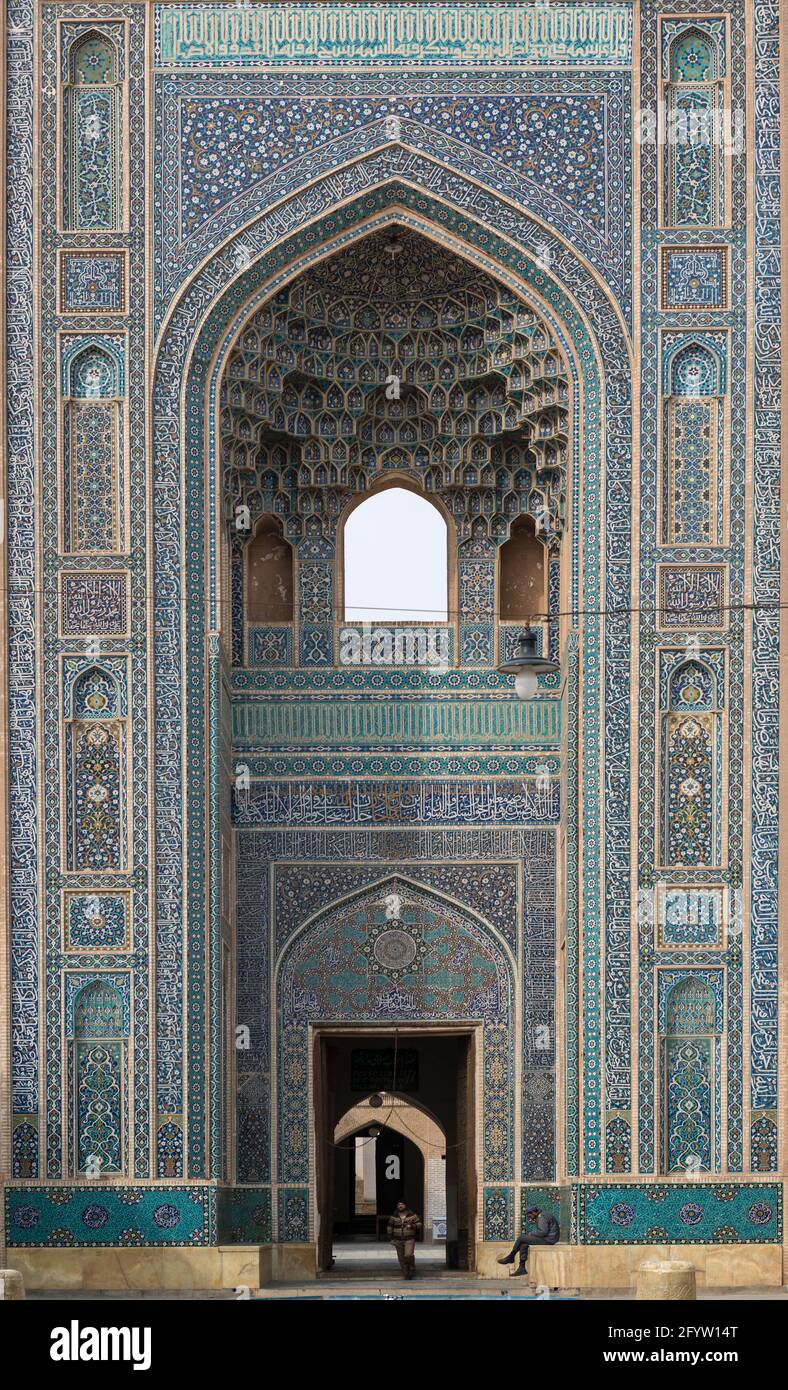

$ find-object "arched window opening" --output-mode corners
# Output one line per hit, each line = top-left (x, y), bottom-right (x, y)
(245, 516), (293, 624)
(499, 516), (548, 620)
(343, 486), (448, 622)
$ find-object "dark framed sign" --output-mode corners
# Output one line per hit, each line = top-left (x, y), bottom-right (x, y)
(351, 1047), (419, 1093)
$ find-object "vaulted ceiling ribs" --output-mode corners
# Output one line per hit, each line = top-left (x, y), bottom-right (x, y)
(221, 228), (569, 545)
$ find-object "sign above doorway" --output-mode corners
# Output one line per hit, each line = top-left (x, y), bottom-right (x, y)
(351, 1048), (419, 1094)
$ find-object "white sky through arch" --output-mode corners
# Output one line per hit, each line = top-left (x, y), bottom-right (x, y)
(344, 487), (448, 623)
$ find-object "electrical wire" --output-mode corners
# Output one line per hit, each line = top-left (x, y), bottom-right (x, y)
(5, 589), (784, 624)
(341, 598), (779, 623)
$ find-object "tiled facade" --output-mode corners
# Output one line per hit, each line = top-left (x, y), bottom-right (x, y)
(1, 2), (785, 1277)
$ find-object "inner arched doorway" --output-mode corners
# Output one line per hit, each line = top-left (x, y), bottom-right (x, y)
(333, 1092), (448, 1273)
(332, 1117), (434, 1276)
(336, 1123), (425, 1231)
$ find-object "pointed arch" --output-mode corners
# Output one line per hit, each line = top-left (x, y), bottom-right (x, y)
(659, 653), (725, 870)
(670, 344), (719, 398)
(664, 337), (725, 398)
(69, 30), (118, 85)
(275, 876), (515, 1203)
(62, 341), (124, 553)
(64, 657), (129, 873)
(157, 114), (631, 322)
(667, 27), (719, 83)
(68, 343), (117, 399)
(666, 657), (718, 712)
(244, 512), (294, 626)
(663, 22), (725, 227)
(71, 663), (123, 719)
(335, 1093), (446, 1155)
(499, 514), (548, 621)
(151, 160), (630, 1181)
(74, 978), (124, 1037)
(70, 978), (128, 1176)
(661, 337), (728, 546)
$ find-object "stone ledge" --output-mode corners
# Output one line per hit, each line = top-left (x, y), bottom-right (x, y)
(14, 1244), (319, 1291)
(13, 1248), (224, 1292)
(13, 1241), (783, 1291)
(477, 1241), (783, 1289)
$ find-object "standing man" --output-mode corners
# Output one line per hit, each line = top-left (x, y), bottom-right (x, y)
(496, 1206), (560, 1277)
(387, 1199), (422, 1280)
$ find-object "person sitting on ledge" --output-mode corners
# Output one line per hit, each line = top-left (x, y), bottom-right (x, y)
(497, 1206), (560, 1277)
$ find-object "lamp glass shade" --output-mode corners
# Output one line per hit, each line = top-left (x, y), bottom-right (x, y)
(514, 669), (538, 700)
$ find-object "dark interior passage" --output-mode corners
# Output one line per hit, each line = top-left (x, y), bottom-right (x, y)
(333, 1123), (425, 1237)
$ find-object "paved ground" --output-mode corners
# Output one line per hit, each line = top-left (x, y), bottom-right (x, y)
(28, 1285), (561, 1300)
(30, 1284), (788, 1301)
(330, 1238), (448, 1276)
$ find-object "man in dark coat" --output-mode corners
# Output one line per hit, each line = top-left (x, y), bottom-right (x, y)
(497, 1206), (560, 1277)
(387, 1200), (422, 1279)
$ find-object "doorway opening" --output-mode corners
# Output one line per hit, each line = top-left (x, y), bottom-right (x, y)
(314, 1027), (477, 1277)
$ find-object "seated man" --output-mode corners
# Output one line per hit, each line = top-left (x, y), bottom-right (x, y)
(497, 1206), (560, 1277)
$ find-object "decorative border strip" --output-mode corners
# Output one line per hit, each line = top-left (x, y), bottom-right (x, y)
(154, 3), (634, 70)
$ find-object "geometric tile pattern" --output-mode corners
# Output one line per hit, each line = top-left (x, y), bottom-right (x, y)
(155, 70), (632, 325)
(749, 0), (781, 1156)
(216, 1188), (272, 1246)
(63, 892), (131, 952)
(277, 880), (516, 1196)
(579, 1183), (782, 1245)
(234, 827), (557, 1238)
(7, 1179), (781, 1248)
(635, 0), (765, 1192)
(60, 251), (126, 314)
(169, 170), (619, 1195)
(661, 247), (728, 310)
(155, 149), (622, 1195)
(5, 1187), (213, 1247)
